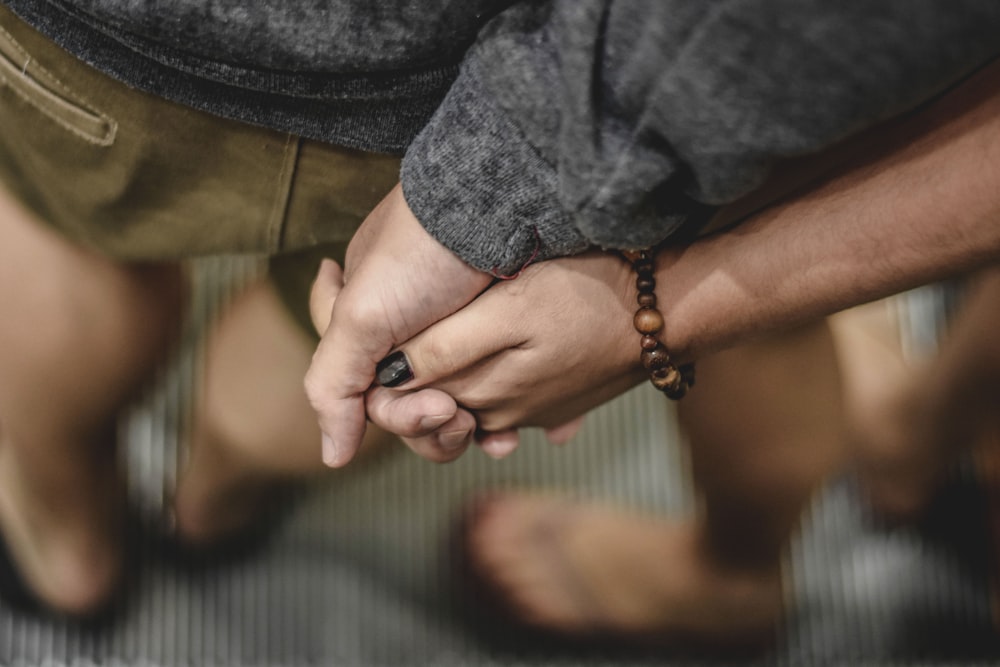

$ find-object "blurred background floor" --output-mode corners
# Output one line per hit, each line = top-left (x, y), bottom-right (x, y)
(1, 259), (997, 666)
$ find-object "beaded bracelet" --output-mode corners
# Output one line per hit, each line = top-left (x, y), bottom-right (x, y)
(622, 250), (694, 400)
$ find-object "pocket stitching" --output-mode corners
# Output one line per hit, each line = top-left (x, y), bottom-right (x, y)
(0, 25), (117, 146)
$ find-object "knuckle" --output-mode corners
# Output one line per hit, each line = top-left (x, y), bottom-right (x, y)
(394, 417), (426, 440)
(302, 369), (329, 408)
(455, 386), (495, 412)
(476, 415), (506, 433)
(419, 335), (463, 377)
(476, 408), (522, 433)
(332, 291), (384, 332)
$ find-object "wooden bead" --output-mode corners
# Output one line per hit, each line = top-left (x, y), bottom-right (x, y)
(663, 383), (688, 400)
(641, 347), (671, 370)
(651, 365), (673, 379)
(633, 307), (663, 335)
(634, 258), (654, 277)
(636, 277), (655, 293)
(650, 365), (681, 391)
(637, 292), (657, 307)
(640, 335), (659, 351)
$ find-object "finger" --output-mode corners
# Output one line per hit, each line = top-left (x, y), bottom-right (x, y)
(365, 385), (459, 437)
(476, 430), (521, 459)
(311, 396), (366, 467)
(544, 416), (586, 445)
(306, 364), (371, 469)
(306, 285), (390, 468)
(307, 262), (415, 467)
(377, 292), (519, 389)
(400, 411), (476, 463)
(303, 258), (360, 468)
(309, 258), (344, 336)
(366, 386), (475, 463)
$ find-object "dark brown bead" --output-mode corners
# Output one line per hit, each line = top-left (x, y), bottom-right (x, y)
(636, 276), (655, 293)
(637, 292), (657, 307)
(641, 347), (671, 370)
(634, 258), (654, 277)
(650, 365), (681, 391)
(633, 307), (664, 335)
(663, 383), (688, 400)
(640, 335), (659, 351)
(651, 365), (674, 379)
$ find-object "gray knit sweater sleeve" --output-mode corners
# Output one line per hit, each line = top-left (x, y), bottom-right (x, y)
(401, 0), (1000, 276)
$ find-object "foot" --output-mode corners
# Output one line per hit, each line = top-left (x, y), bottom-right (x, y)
(463, 493), (783, 651)
(0, 430), (125, 617)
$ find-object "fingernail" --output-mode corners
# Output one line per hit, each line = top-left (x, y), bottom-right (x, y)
(376, 350), (413, 387)
(419, 413), (452, 431)
(322, 433), (340, 467)
(438, 430), (471, 452)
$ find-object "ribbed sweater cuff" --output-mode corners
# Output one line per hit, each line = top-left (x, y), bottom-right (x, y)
(400, 62), (588, 276)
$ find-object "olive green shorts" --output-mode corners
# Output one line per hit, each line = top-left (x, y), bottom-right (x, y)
(0, 4), (400, 333)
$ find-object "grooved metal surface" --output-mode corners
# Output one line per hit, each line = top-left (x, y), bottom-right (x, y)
(0, 260), (996, 666)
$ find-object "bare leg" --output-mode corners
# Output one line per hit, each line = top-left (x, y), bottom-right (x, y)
(465, 320), (845, 649)
(0, 187), (183, 615)
(836, 269), (1000, 519)
(173, 278), (393, 547)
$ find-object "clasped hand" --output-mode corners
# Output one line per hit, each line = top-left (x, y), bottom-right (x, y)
(304, 185), (644, 466)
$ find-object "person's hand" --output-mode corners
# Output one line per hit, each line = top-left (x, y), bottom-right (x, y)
(365, 250), (647, 435)
(304, 184), (492, 467)
(309, 256), (568, 464)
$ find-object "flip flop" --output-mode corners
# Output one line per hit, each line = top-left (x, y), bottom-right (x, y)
(0, 515), (133, 628)
(158, 482), (303, 572)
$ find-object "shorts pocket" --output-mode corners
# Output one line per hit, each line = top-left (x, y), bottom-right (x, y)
(0, 25), (116, 145)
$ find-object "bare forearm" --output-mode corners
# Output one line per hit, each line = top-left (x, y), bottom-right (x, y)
(661, 61), (1000, 361)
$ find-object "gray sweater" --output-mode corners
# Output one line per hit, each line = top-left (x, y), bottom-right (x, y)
(8, 0), (1000, 274)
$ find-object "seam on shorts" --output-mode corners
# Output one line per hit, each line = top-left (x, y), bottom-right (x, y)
(0, 25), (117, 146)
(267, 134), (301, 253)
